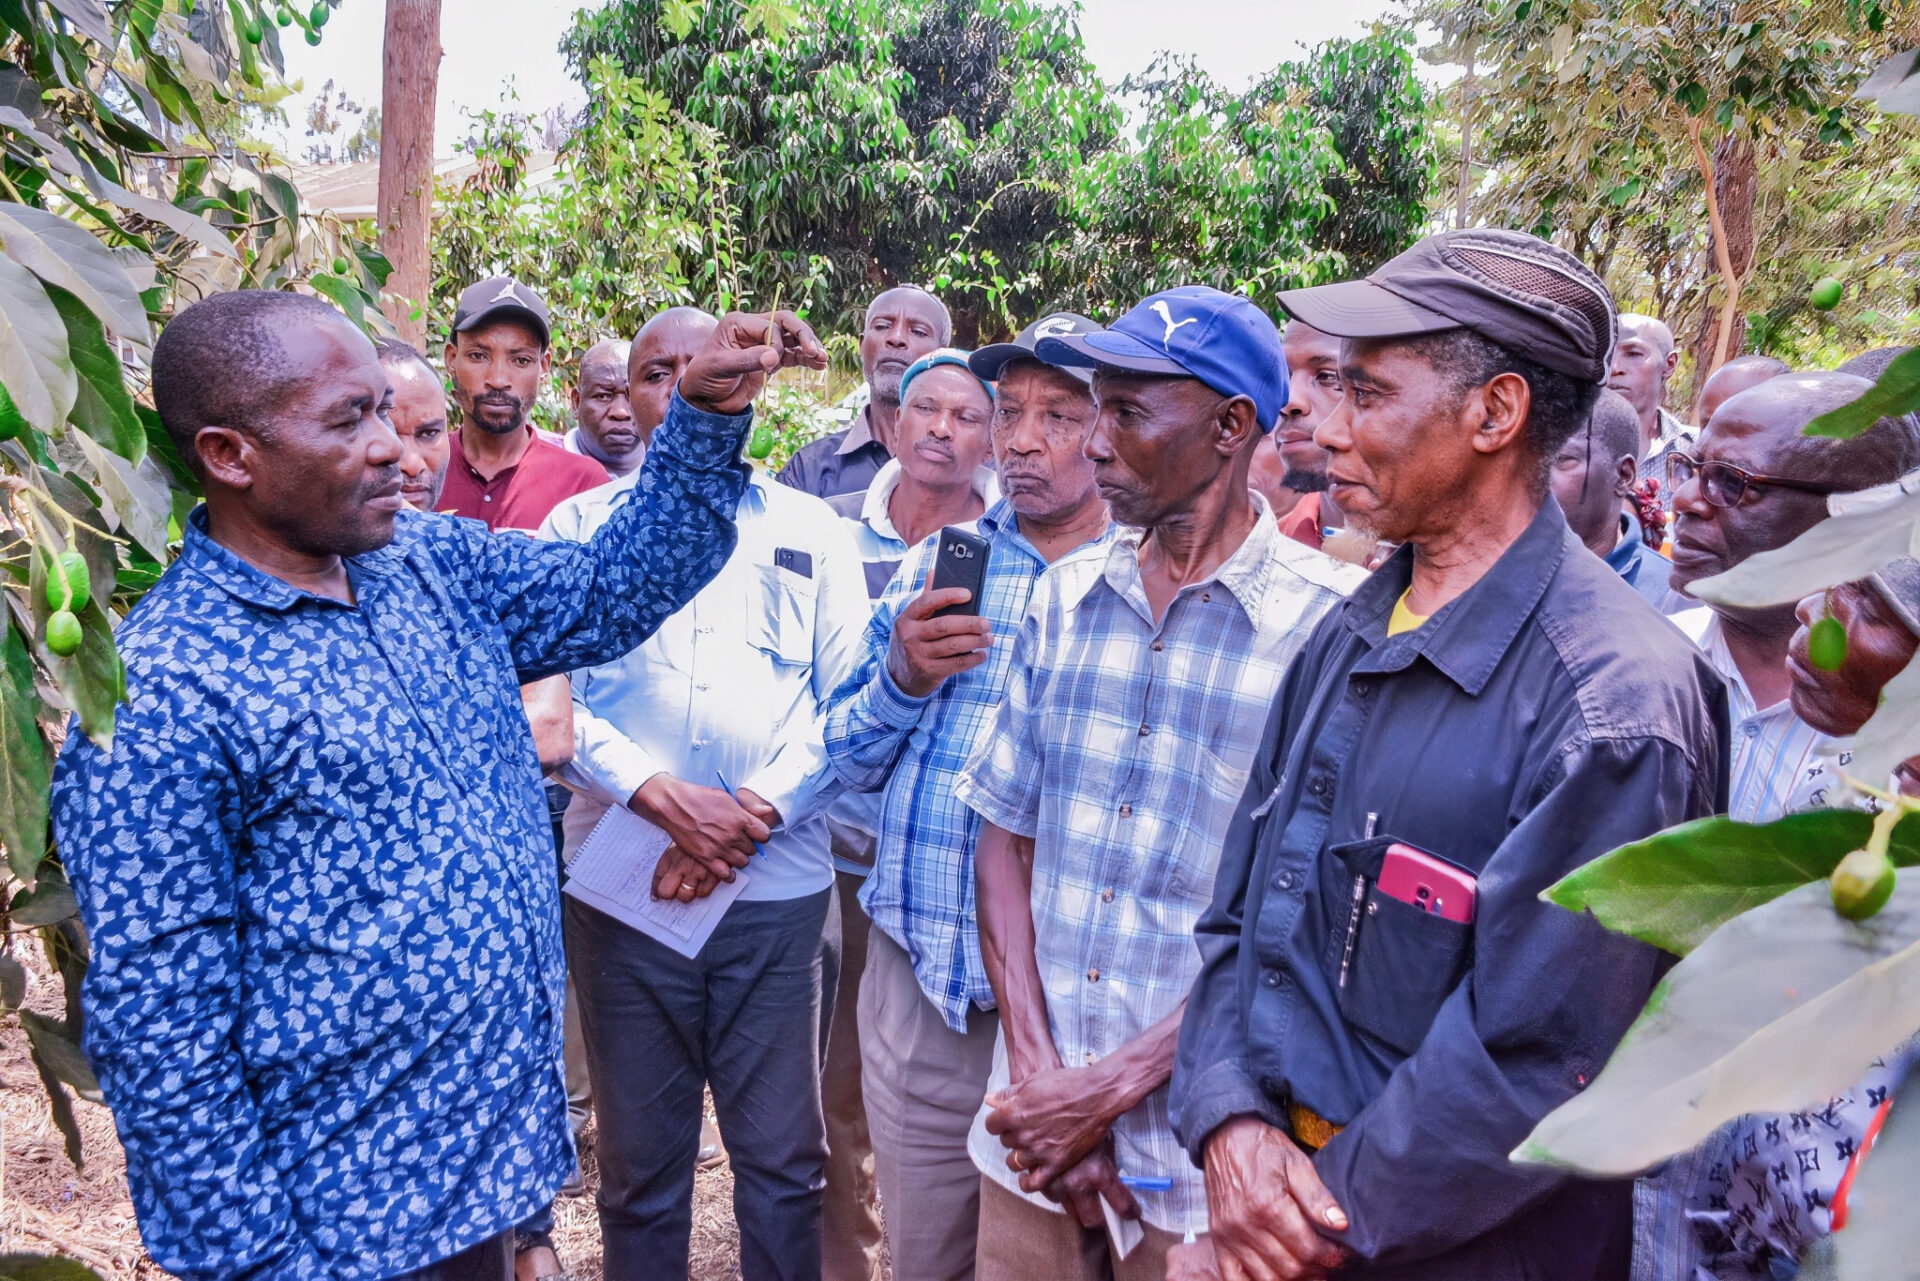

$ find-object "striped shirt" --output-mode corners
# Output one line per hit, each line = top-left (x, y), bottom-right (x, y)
(1673, 608), (1832, 822)
(954, 507), (1365, 1234)
(824, 499), (1116, 1032)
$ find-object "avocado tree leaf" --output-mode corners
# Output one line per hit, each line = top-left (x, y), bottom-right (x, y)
(1548, 810), (1920, 955)
(19, 1015), (87, 1170)
(9, 875), (76, 926)
(1515, 874), (1920, 1177)
(1855, 47), (1920, 114)
(49, 286), (143, 465)
(1808, 348), (1920, 439)
(72, 433), (166, 556)
(1686, 472), (1920, 610)
(0, 953), (26, 1011)
(0, 1254), (106, 1281)
(0, 252), (74, 433)
(0, 203), (151, 342)
(1848, 651), (1920, 791)
(43, 0), (112, 47)
(0, 621), (49, 883)
(19, 1009), (98, 1098)
(12, 571), (121, 747)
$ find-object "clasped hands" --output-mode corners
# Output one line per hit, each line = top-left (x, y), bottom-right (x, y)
(983, 1061), (1140, 1231)
(630, 774), (779, 902)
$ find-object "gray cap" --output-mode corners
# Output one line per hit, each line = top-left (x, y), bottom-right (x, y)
(969, 312), (1101, 384)
(1870, 557), (1920, 639)
(452, 276), (550, 348)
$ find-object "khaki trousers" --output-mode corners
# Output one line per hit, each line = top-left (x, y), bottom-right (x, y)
(975, 1176), (1182, 1281)
(860, 927), (1001, 1281)
(821, 870), (885, 1281)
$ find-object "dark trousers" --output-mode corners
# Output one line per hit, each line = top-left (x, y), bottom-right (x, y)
(567, 886), (833, 1281)
(383, 1230), (513, 1281)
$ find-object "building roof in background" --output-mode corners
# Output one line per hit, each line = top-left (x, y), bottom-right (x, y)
(287, 151), (560, 219)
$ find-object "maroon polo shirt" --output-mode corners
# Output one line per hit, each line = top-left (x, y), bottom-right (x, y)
(442, 425), (609, 531)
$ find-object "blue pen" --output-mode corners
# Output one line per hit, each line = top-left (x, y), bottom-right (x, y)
(716, 771), (768, 857)
(1119, 1175), (1173, 1193)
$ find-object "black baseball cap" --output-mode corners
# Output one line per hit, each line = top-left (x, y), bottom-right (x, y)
(1276, 229), (1617, 385)
(970, 312), (1101, 383)
(452, 276), (551, 349)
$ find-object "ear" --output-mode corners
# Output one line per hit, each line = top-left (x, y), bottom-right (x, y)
(1467, 371), (1531, 456)
(570, 384), (582, 410)
(194, 425), (259, 492)
(1612, 452), (1638, 499)
(443, 341), (458, 370)
(1217, 395), (1263, 459)
(1663, 349), (1680, 378)
(539, 348), (554, 379)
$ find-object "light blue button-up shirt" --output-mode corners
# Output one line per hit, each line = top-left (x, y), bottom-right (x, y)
(542, 471), (872, 901)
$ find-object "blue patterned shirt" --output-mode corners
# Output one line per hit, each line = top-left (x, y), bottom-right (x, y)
(52, 394), (750, 1280)
(824, 499), (1115, 1031)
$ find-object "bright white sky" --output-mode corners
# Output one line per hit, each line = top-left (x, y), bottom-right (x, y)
(271, 0), (1414, 160)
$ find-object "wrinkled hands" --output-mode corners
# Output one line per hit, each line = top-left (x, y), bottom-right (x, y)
(1203, 1117), (1351, 1281)
(679, 310), (828, 416)
(885, 579), (992, 698)
(634, 775), (779, 901)
(984, 1063), (1126, 1196)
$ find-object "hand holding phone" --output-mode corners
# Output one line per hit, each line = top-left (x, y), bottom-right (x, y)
(929, 527), (991, 618)
(885, 532), (994, 698)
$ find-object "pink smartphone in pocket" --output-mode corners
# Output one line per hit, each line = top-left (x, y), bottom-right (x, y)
(1376, 843), (1477, 924)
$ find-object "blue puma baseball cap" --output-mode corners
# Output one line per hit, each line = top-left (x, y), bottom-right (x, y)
(1034, 285), (1287, 432)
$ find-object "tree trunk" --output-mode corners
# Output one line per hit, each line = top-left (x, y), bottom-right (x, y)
(377, 0), (443, 348)
(1455, 40), (1476, 228)
(1685, 118), (1757, 400)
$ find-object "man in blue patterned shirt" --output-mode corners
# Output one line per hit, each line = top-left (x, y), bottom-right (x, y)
(51, 291), (825, 1280)
(823, 314), (1112, 1281)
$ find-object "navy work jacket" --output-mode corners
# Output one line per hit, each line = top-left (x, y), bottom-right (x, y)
(1171, 498), (1730, 1279)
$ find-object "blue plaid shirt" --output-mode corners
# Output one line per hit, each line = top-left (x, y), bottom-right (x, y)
(824, 498), (1114, 1031)
(53, 394), (749, 1280)
(954, 511), (1364, 1233)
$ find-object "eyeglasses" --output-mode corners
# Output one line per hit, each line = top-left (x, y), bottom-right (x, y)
(1664, 451), (1841, 509)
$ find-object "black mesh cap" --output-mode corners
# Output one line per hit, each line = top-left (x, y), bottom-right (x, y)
(1276, 229), (1617, 384)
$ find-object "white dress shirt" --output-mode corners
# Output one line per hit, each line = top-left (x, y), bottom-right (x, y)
(540, 471), (872, 901)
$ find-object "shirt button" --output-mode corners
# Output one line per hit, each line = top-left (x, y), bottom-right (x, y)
(1262, 969), (1282, 988)
(1138, 724), (1151, 736)
(1102, 888), (1115, 903)
(1276, 871), (1295, 890)
(1119, 804), (1132, 817)
(1201, 592), (1211, 602)
(1307, 776), (1328, 796)
(696, 682), (710, 691)
(1353, 679), (1371, 698)
(1151, 640), (1165, 652)
(482, 494), (493, 503)
(1743, 723), (1760, 738)
(1087, 967), (1101, 982)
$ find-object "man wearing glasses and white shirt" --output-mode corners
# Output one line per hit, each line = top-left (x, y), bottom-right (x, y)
(540, 374), (871, 1281)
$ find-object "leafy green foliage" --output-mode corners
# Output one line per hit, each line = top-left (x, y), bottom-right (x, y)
(1546, 810), (1920, 955)
(1519, 873), (1920, 1176)
(0, 1255), (104, 1281)
(432, 59), (739, 384)
(562, 0), (1435, 334)
(1808, 346), (1920, 437)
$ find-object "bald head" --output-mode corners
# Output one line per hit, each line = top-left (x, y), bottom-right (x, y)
(570, 337), (639, 474)
(862, 286), (951, 406)
(629, 308), (719, 442)
(1609, 313), (1679, 449)
(1714, 373), (1920, 491)
(1698, 354), (1790, 427)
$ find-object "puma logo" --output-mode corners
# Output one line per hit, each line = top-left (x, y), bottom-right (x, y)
(1150, 300), (1198, 345)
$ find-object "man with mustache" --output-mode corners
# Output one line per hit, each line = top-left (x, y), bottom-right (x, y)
(780, 284), (952, 503)
(818, 347), (999, 1281)
(51, 290), (824, 1279)
(957, 287), (1364, 1280)
(380, 338), (452, 513)
(566, 337), (642, 476)
(825, 314), (1115, 1281)
(441, 276), (609, 529)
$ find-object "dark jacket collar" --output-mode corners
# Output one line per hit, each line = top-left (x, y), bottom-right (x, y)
(1345, 496), (1571, 697)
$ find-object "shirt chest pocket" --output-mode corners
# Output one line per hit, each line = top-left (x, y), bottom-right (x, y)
(749, 562), (817, 668)
(1319, 835), (1474, 1058)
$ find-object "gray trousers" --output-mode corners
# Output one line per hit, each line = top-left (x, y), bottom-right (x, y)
(860, 926), (1001, 1281)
